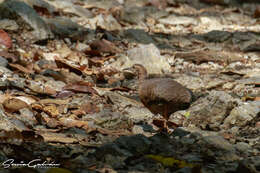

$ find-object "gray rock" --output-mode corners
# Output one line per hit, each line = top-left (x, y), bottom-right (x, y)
(235, 142), (252, 155)
(159, 14), (198, 26)
(0, 0), (53, 42)
(174, 167), (193, 173)
(0, 19), (19, 30)
(0, 56), (8, 67)
(82, 108), (132, 130)
(44, 0), (93, 18)
(44, 17), (90, 41)
(184, 91), (240, 130)
(237, 156), (260, 173)
(22, 0), (56, 15)
(105, 91), (154, 122)
(223, 101), (260, 129)
(120, 6), (146, 24)
(202, 30), (232, 42)
(110, 44), (171, 74)
(198, 135), (239, 161)
(103, 154), (126, 169)
(124, 29), (155, 44)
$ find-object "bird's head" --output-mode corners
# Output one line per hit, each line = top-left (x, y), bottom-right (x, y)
(123, 64), (148, 80)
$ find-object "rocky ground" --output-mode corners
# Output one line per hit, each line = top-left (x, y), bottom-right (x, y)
(0, 0), (259, 173)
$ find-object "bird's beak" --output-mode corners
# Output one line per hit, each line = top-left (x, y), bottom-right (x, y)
(122, 66), (136, 79)
(122, 66), (134, 72)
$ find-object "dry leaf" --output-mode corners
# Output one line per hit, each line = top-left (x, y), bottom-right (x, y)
(3, 97), (29, 112)
(55, 59), (84, 75)
(86, 39), (121, 56)
(63, 81), (97, 94)
(0, 29), (12, 48)
(0, 51), (18, 62)
(9, 63), (34, 74)
(40, 132), (78, 143)
(59, 117), (88, 130)
(43, 105), (60, 118)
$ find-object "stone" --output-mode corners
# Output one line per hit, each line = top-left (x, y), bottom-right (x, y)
(0, 0), (53, 42)
(222, 101), (260, 129)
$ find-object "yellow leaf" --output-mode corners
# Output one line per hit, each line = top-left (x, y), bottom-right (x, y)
(146, 154), (197, 168)
(184, 111), (190, 118)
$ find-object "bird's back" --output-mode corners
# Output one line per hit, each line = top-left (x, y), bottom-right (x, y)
(139, 78), (192, 117)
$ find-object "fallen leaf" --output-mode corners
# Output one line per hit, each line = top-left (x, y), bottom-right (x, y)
(40, 132), (78, 143)
(0, 29), (12, 48)
(0, 51), (18, 62)
(55, 58), (84, 75)
(86, 39), (121, 56)
(39, 112), (60, 128)
(73, 102), (100, 116)
(43, 105), (60, 118)
(63, 81), (97, 94)
(146, 154), (200, 168)
(3, 97), (29, 112)
(59, 117), (88, 130)
(9, 63), (34, 74)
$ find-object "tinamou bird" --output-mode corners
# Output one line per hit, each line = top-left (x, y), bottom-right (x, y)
(124, 64), (194, 131)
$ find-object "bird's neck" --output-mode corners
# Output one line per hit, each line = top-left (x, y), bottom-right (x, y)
(137, 68), (147, 81)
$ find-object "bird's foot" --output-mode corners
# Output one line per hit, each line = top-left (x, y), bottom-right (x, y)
(152, 118), (172, 134)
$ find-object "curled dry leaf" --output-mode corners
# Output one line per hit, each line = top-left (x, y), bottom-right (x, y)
(63, 81), (97, 94)
(59, 117), (88, 130)
(9, 63), (34, 74)
(55, 59), (85, 75)
(43, 104), (60, 118)
(86, 39), (121, 56)
(55, 90), (75, 98)
(0, 29), (12, 49)
(72, 102), (100, 116)
(39, 112), (60, 128)
(3, 97), (30, 112)
(40, 132), (78, 143)
(0, 51), (18, 63)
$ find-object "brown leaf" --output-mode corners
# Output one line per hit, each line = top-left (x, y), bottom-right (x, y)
(55, 59), (84, 75)
(43, 105), (60, 118)
(40, 132), (78, 143)
(75, 102), (100, 115)
(59, 117), (88, 130)
(0, 30), (12, 49)
(9, 63), (34, 74)
(87, 39), (121, 56)
(3, 97), (29, 112)
(175, 51), (223, 65)
(0, 51), (18, 63)
(55, 90), (75, 98)
(63, 81), (97, 94)
(38, 98), (70, 105)
(44, 86), (57, 95)
(39, 112), (60, 128)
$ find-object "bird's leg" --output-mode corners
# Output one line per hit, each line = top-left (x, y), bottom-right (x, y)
(162, 106), (170, 133)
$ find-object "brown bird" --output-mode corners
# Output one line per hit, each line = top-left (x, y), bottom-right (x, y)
(124, 64), (194, 130)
